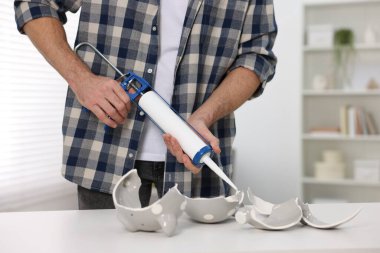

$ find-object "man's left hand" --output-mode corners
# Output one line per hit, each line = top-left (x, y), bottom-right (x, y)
(162, 116), (221, 174)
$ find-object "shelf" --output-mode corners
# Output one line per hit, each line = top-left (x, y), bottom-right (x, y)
(304, 0), (380, 7)
(303, 134), (380, 141)
(302, 0), (380, 203)
(303, 177), (380, 187)
(304, 44), (380, 52)
(303, 90), (380, 96)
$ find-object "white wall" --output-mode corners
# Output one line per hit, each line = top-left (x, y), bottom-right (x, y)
(233, 0), (303, 203)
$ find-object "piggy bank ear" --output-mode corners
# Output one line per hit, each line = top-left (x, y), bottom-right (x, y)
(157, 213), (177, 237)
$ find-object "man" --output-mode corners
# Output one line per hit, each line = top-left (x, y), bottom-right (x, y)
(14, 0), (277, 209)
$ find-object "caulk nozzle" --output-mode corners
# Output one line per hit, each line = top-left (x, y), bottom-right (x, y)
(202, 156), (238, 191)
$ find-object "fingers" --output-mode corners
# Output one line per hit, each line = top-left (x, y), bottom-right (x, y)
(198, 129), (221, 154)
(183, 155), (201, 174)
(98, 99), (125, 125)
(113, 82), (132, 112)
(106, 80), (131, 119)
(105, 90), (128, 118)
(187, 116), (221, 154)
(209, 138), (221, 154)
(163, 134), (183, 162)
(200, 132), (220, 153)
(91, 104), (118, 128)
(92, 79), (131, 128)
(163, 134), (201, 174)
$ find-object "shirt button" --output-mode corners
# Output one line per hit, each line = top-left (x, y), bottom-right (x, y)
(139, 111), (145, 116)
(128, 153), (134, 158)
(152, 26), (157, 32)
(147, 68), (153, 74)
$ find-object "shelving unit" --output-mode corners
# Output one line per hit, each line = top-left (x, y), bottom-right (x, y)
(303, 134), (380, 142)
(301, 0), (380, 203)
(303, 177), (380, 187)
(304, 43), (380, 52)
(303, 90), (380, 96)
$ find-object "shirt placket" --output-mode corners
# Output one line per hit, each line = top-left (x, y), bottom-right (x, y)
(124, 3), (160, 173)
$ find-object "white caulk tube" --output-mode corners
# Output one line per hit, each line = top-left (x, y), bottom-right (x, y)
(138, 91), (238, 191)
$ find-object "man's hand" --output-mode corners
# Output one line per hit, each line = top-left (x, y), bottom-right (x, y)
(72, 74), (131, 128)
(22, 17), (131, 128)
(162, 115), (221, 174)
(162, 67), (260, 173)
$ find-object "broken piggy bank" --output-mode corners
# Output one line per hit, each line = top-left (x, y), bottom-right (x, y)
(112, 169), (186, 237)
(184, 191), (244, 223)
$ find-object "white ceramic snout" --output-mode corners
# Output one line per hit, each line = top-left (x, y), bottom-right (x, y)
(112, 169), (185, 237)
(184, 191), (244, 223)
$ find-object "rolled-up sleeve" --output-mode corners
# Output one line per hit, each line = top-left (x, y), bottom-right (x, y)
(14, 0), (82, 34)
(229, 0), (278, 98)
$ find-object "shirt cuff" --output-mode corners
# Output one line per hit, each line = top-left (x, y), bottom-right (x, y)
(229, 53), (276, 98)
(15, 2), (63, 34)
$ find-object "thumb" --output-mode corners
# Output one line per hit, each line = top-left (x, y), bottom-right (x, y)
(200, 129), (221, 154)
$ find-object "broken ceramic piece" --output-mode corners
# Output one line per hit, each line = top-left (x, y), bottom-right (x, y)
(297, 200), (362, 229)
(235, 198), (302, 230)
(245, 188), (361, 230)
(112, 169), (185, 237)
(184, 191), (244, 223)
(246, 187), (274, 215)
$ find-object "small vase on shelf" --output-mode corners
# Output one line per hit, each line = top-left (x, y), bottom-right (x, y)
(333, 29), (356, 90)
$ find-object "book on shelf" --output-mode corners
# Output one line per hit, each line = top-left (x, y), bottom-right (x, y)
(355, 107), (364, 135)
(366, 112), (379, 135)
(358, 109), (368, 135)
(339, 105), (379, 136)
(348, 106), (356, 137)
(308, 127), (341, 137)
(339, 105), (348, 135)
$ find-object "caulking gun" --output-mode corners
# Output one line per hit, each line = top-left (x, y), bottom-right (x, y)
(75, 42), (238, 191)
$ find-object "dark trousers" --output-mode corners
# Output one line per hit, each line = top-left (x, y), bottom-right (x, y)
(135, 160), (165, 207)
(77, 160), (165, 210)
(77, 185), (115, 210)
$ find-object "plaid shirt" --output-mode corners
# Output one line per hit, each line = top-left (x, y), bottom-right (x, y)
(15, 0), (277, 197)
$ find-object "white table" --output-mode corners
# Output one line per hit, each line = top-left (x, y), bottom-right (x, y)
(0, 203), (379, 253)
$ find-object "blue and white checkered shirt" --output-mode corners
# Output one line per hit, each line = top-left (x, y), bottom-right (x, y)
(15, 0), (277, 197)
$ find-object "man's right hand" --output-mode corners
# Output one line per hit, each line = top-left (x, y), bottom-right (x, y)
(72, 74), (131, 128)
(23, 17), (131, 128)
